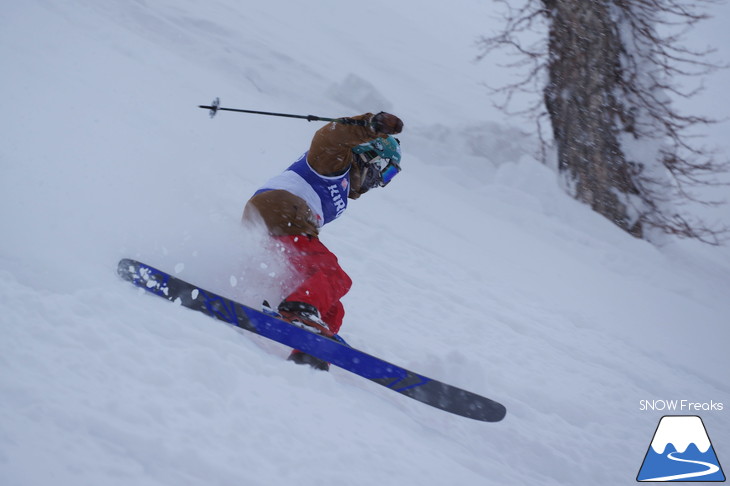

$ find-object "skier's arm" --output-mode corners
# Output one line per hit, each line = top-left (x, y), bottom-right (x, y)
(307, 113), (403, 176)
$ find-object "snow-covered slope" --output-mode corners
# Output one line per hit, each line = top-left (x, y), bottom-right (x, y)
(1, 1), (729, 485)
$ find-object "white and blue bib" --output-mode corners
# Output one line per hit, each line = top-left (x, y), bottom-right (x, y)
(254, 152), (350, 227)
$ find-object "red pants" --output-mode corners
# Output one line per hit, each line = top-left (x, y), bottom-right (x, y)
(275, 235), (352, 334)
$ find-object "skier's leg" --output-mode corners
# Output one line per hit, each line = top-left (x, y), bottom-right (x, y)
(276, 235), (352, 333)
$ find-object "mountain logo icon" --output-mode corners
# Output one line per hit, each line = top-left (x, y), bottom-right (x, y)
(637, 415), (725, 482)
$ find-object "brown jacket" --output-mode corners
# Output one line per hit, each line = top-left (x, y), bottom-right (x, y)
(243, 113), (391, 236)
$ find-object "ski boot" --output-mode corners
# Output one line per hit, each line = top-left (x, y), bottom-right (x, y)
(277, 301), (334, 337)
(287, 349), (330, 371)
(277, 301), (333, 371)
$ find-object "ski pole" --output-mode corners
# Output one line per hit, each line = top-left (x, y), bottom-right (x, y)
(198, 97), (367, 126)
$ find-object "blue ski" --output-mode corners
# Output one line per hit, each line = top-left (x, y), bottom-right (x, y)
(117, 258), (506, 422)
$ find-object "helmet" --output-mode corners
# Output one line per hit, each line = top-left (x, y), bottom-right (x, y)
(352, 136), (402, 190)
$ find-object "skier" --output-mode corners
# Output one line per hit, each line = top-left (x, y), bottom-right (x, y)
(243, 111), (404, 370)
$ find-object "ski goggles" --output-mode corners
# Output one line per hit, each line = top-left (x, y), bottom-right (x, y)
(372, 156), (401, 186)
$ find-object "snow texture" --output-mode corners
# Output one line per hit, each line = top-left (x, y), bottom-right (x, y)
(1, 1), (729, 485)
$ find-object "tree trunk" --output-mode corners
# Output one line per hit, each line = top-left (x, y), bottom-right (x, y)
(543, 0), (643, 237)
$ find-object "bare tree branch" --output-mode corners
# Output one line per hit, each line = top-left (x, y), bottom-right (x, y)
(477, 0), (729, 244)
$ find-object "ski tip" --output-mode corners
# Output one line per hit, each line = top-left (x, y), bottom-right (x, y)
(117, 258), (140, 279)
(463, 399), (506, 423)
(486, 403), (507, 423)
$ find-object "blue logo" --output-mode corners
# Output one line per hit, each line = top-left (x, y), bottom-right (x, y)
(637, 415), (725, 482)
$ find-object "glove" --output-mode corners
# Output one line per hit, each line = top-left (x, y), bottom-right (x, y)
(370, 112), (403, 135)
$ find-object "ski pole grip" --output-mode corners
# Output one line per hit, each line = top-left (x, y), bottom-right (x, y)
(336, 118), (369, 127)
